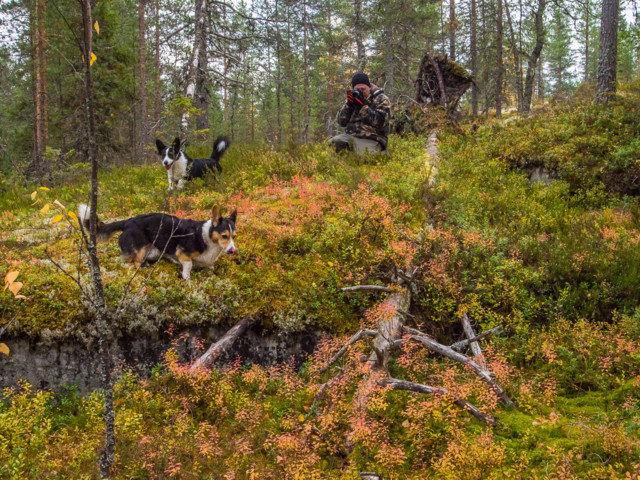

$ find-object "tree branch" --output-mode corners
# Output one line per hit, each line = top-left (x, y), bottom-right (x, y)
(190, 317), (256, 372)
(318, 329), (377, 375)
(341, 285), (393, 293)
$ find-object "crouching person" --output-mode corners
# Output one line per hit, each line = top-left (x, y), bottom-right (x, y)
(330, 72), (391, 154)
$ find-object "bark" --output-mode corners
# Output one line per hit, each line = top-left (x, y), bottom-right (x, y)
(595, 0), (619, 104)
(470, 0), (478, 116)
(522, 0), (545, 114)
(353, 0), (366, 71)
(408, 333), (516, 408)
(585, 0), (590, 83)
(504, 0), (523, 112)
(301, 0), (310, 143)
(139, 0), (148, 163)
(194, 0), (209, 131)
(80, 2), (115, 477)
(154, 0), (161, 131)
(460, 313), (485, 368)
(381, 378), (498, 426)
(384, 22), (395, 98)
(190, 317), (256, 372)
(496, 0), (503, 118)
(31, 0), (48, 177)
(275, 0), (282, 142)
(341, 285), (393, 293)
(450, 326), (504, 352)
(181, 0), (207, 133)
(327, 4), (334, 136)
(449, 0), (456, 61)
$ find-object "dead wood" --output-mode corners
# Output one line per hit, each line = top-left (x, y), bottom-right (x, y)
(341, 285), (394, 293)
(450, 326), (504, 352)
(190, 317), (256, 372)
(414, 53), (472, 113)
(408, 334), (516, 409)
(461, 313), (485, 368)
(317, 329), (377, 375)
(381, 378), (498, 426)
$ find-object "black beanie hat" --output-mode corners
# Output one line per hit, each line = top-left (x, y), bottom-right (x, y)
(351, 72), (371, 88)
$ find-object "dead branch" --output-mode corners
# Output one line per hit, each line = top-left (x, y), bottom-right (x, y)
(461, 313), (485, 368)
(190, 317), (256, 372)
(381, 378), (498, 426)
(450, 326), (504, 352)
(341, 285), (394, 293)
(430, 56), (448, 108)
(409, 334), (516, 408)
(318, 329), (377, 375)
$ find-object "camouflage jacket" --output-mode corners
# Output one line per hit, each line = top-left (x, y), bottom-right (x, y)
(337, 88), (391, 149)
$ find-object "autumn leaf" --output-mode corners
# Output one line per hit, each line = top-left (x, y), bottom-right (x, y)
(90, 52), (97, 66)
(40, 203), (50, 214)
(94, 20), (100, 35)
(9, 282), (23, 296)
(51, 214), (63, 224)
(68, 211), (78, 221)
(39, 186), (50, 191)
(31, 190), (38, 200)
(0, 343), (9, 356)
(4, 271), (19, 288)
(298, 414), (305, 422)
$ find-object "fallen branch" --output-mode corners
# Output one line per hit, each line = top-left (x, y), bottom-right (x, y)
(381, 378), (498, 426)
(190, 317), (256, 372)
(450, 326), (504, 352)
(409, 334), (516, 408)
(318, 329), (377, 375)
(341, 285), (393, 293)
(461, 313), (485, 368)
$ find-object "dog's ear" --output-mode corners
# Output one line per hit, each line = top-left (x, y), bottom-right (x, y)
(229, 209), (237, 224)
(155, 139), (166, 154)
(172, 137), (181, 152)
(210, 205), (221, 225)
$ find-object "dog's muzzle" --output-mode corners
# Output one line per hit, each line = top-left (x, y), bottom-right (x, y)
(163, 161), (172, 170)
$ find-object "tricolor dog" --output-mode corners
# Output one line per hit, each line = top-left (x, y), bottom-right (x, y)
(78, 204), (237, 280)
(156, 136), (231, 190)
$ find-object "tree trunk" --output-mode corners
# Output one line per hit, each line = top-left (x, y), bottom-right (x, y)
(275, 0), (282, 142)
(80, 2), (115, 477)
(139, 0), (147, 164)
(181, 0), (206, 133)
(522, 0), (545, 113)
(154, 0), (161, 132)
(496, 0), (503, 118)
(384, 21), (395, 98)
(537, 50), (544, 99)
(31, 0), (48, 178)
(595, 0), (619, 104)
(504, 0), (523, 112)
(353, 0), (366, 71)
(470, 0), (478, 116)
(327, 3), (335, 136)
(449, 0), (456, 61)
(194, 0), (209, 132)
(301, 0), (310, 143)
(585, 0), (590, 83)
(190, 317), (256, 371)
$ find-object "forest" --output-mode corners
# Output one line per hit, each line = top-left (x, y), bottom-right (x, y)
(1, 0), (640, 478)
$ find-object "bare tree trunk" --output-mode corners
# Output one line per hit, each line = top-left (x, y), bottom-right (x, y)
(275, 0), (282, 143)
(470, 0), (478, 116)
(504, 0), (523, 112)
(190, 317), (256, 371)
(194, 0), (209, 132)
(595, 0), (619, 104)
(522, 0), (545, 113)
(449, 0), (456, 60)
(537, 51), (544, 99)
(354, 0), (366, 71)
(496, 0), (503, 118)
(301, 0), (310, 143)
(31, 0), (48, 177)
(481, 0), (489, 117)
(139, 0), (148, 164)
(80, 2), (115, 477)
(327, 3), (335, 136)
(585, 0), (590, 83)
(154, 0), (161, 131)
(181, 0), (206, 133)
(384, 22), (395, 98)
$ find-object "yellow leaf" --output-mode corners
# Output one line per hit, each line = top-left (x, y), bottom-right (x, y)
(0, 343), (9, 356)
(31, 190), (38, 200)
(4, 271), (19, 288)
(39, 186), (50, 191)
(40, 203), (50, 214)
(51, 214), (63, 224)
(53, 200), (66, 210)
(298, 414), (305, 422)
(90, 52), (97, 66)
(9, 282), (23, 295)
(68, 211), (78, 221)
(94, 20), (100, 35)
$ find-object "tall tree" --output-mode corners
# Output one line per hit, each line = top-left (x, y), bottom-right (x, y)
(139, 0), (148, 163)
(470, 0), (478, 116)
(504, 0), (523, 111)
(522, 0), (546, 113)
(547, 2), (574, 97)
(496, 0), (503, 118)
(302, 0), (310, 143)
(31, 0), (48, 177)
(353, 0), (366, 70)
(595, 0), (619, 103)
(449, 0), (456, 60)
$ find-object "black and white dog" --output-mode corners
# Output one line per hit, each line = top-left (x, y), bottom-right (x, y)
(156, 136), (231, 190)
(78, 204), (237, 280)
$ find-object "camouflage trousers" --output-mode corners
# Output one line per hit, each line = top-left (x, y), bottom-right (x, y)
(329, 134), (386, 154)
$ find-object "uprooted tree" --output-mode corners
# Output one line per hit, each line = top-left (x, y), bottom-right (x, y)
(393, 53), (474, 134)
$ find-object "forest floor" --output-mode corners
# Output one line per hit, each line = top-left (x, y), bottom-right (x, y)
(2, 93), (640, 478)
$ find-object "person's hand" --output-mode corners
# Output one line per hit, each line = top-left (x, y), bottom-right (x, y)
(346, 89), (356, 106)
(351, 89), (366, 107)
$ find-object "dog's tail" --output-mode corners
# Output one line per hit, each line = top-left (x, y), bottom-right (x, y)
(210, 136), (231, 162)
(78, 204), (126, 242)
